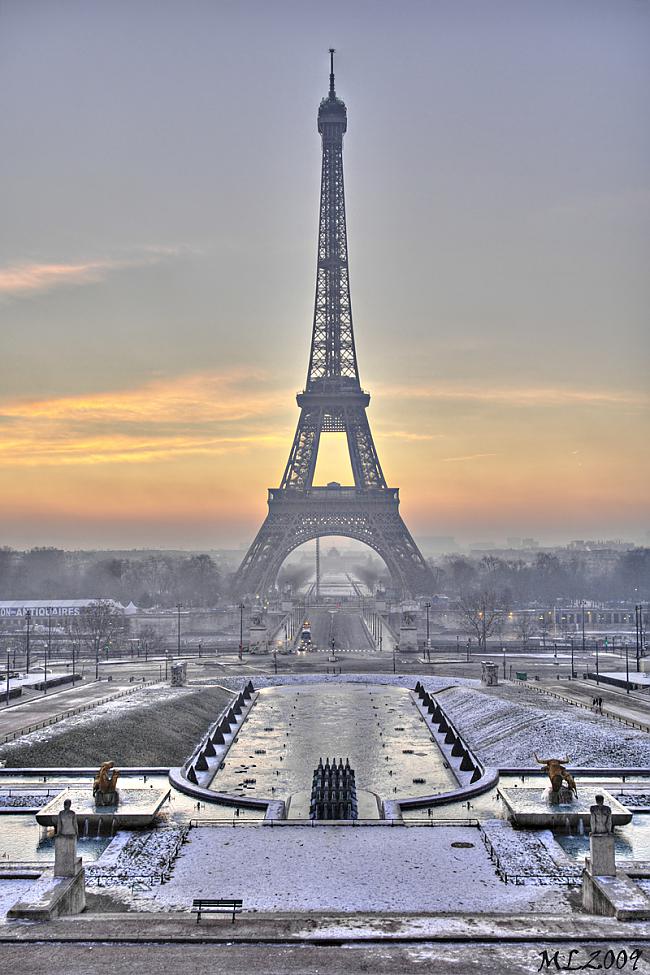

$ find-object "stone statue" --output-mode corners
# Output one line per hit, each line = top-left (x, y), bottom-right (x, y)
(590, 793), (612, 834)
(93, 761), (120, 806)
(587, 794), (616, 878)
(56, 797), (78, 838)
(54, 798), (79, 877)
(534, 753), (578, 802)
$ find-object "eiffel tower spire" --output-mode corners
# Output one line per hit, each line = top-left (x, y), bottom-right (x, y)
(233, 54), (432, 598)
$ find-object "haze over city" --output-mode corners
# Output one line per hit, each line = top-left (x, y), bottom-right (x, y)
(1, 0), (648, 551)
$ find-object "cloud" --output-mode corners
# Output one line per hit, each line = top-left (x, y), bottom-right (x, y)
(441, 452), (499, 463)
(375, 382), (648, 409)
(0, 246), (191, 299)
(0, 369), (292, 467)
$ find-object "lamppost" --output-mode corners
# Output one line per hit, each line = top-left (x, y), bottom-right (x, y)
(570, 638), (575, 679)
(95, 636), (100, 681)
(624, 640), (630, 695)
(392, 643), (396, 674)
(45, 606), (52, 694)
(25, 609), (31, 674)
(176, 603), (182, 656)
(424, 600), (431, 652)
(502, 646), (506, 679)
(238, 602), (245, 661)
(581, 600), (586, 663)
(5, 650), (10, 707)
(595, 638), (600, 686)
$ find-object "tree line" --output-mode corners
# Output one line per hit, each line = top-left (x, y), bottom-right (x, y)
(0, 548), (222, 608)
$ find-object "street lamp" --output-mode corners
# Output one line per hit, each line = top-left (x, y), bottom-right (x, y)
(570, 638), (575, 679)
(625, 640), (630, 695)
(45, 607), (52, 694)
(238, 602), (245, 661)
(25, 609), (31, 674)
(502, 646), (506, 679)
(5, 650), (10, 707)
(176, 602), (182, 656)
(595, 638), (600, 686)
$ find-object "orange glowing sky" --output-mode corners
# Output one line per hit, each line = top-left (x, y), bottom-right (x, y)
(1, 2), (648, 550)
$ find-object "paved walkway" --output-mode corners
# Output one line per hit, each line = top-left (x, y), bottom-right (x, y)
(0, 679), (158, 743)
(526, 679), (650, 732)
(1, 936), (648, 975)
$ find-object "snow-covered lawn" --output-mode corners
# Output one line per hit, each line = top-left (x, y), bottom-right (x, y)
(140, 824), (574, 914)
(480, 820), (581, 883)
(0, 684), (217, 757)
(87, 825), (187, 887)
(436, 685), (650, 768)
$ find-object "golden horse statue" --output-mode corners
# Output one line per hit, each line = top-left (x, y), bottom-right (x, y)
(93, 761), (120, 797)
(534, 754), (577, 798)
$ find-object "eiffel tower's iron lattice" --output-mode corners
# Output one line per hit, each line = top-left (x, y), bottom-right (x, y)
(233, 52), (433, 598)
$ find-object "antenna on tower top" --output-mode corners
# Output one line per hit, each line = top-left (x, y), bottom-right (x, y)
(329, 48), (335, 96)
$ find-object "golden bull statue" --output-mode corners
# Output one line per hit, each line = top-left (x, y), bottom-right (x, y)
(534, 754), (578, 799)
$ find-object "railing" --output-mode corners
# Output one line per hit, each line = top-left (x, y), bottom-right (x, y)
(188, 817), (480, 828)
(0, 680), (159, 744)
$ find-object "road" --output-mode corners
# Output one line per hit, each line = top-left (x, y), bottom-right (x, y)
(309, 609), (375, 652)
(1, 940), (648, 975)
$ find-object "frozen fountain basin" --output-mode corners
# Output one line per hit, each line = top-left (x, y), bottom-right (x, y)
(500, 786), (632, 828)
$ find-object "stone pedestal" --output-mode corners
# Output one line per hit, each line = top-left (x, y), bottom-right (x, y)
(170, 661), (187, 686)
(399, 625), (418, 652)
(94, 789), (119, 807)
(54, 834), (79, 878)
(8, 864), (86, 919)
(481, 661), (499, 685)
(589, 832), (616, 877)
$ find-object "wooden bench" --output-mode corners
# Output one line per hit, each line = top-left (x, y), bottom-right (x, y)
(191, 898), (243, 924)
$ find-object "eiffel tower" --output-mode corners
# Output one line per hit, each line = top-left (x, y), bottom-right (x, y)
(233, 52), (432, 598)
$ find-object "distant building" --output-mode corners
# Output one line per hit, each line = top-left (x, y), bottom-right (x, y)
(0, 599), (130, 619)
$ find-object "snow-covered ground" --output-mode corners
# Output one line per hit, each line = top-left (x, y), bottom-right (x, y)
(480, 820), (581, 883)
(137, 824), (574, 914)
(436, 684), (650, 768)
(87, 825), (187, 887)
(0, 879), (34, 922)
(211, 674), (478, 692)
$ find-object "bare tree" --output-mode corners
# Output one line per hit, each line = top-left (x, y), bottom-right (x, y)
(67, 599), (128, 666)
(458, 589), (508, 650)
(515, 611), (538, 648)
(136, 623), (164, 658)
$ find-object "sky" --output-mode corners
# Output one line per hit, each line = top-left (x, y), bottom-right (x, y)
(0, 0), (648, 552)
